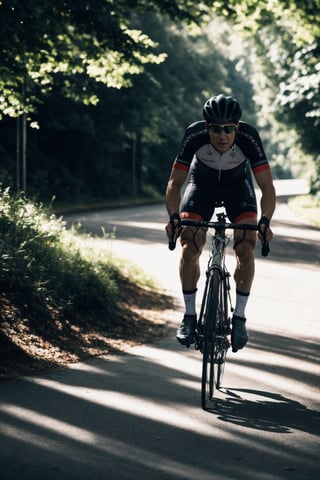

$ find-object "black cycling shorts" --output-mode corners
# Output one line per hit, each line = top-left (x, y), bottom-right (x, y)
(180, 160), (257, 222)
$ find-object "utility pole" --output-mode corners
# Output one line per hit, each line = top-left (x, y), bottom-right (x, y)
(16, 79), (27, 192)
(132, 133), (137, 199)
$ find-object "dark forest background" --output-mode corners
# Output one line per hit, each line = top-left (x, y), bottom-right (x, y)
(0, 1), (319, 207)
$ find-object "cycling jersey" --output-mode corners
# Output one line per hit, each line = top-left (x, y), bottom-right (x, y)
(173, 121), (270, 222)
(173, 120), (269, 175)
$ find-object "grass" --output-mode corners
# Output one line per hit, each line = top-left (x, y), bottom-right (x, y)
(0, 188), (118, 320)
(0, 187), (172, 378)
(288, 194), (320, 228)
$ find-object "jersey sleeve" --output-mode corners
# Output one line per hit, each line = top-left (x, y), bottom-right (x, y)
(237, 123), (270, 174)
(173, 121), (208, 172)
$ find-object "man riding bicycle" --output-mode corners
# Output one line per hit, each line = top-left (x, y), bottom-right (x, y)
(165, 94), (276, 353)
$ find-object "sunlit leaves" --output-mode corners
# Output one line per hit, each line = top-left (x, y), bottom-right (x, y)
(0, 0), (169, 117)
(87, 53), (141, 89)
(277, 43), (320, 122)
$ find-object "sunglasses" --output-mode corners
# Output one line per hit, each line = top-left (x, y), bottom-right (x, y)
(208, 124), (237, 134)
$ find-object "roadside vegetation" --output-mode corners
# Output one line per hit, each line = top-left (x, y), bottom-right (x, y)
(0, 1), (319, 376)
(0, 188), (172, 378)
(289, 195), (320, 228)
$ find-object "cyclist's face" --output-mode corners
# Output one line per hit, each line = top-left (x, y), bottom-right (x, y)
(208, 123), (238, 153)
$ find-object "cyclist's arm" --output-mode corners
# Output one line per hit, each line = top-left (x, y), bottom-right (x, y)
(254, 168), (276, 243)
(255, 168), (276, 220)
(165, 168), (188, 244)
(165, 168), (188, 217)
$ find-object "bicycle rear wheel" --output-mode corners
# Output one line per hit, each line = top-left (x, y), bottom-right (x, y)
(201, 270), (220, 410)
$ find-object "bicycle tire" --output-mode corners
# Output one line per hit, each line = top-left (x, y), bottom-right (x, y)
(215, 275), (229, 389)
(201, 270), (220, 410)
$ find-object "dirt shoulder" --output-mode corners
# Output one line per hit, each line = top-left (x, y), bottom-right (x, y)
(0, 281), (175, 380)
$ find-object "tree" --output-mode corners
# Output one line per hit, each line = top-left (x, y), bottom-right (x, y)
(2, 0), (319, 200)
(16, 12), (256, 203)
(0, 0), (219, 119)
(211, 0), (320, 187)
(0, 0), (214, 194)
(0, 0), (168, 118)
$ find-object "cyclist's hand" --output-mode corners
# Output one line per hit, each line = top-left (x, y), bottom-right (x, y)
(258, 216), (272, 256)
(166, 213), (182, 250)
(258, 216), (273, 242)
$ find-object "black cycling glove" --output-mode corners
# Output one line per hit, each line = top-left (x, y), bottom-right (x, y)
(258, 216), (270, 257)
(168, 213), (182, 250)
(258, 216), (270, 231)
(170, 213), (181, 227)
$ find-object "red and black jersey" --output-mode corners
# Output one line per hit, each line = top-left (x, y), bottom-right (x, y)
(173, 120), (270, 178)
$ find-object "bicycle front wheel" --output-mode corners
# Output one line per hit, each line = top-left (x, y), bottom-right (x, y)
(201, 270), (220, 410)
(215, 274), (230, 390)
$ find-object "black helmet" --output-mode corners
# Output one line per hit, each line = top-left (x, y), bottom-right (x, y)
(203, 94), (242, 123)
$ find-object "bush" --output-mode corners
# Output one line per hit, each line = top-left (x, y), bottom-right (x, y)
(0, 187), (119, 325)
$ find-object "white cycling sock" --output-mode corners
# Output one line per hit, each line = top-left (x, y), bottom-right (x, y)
(233, 290), (249, 318)
(183, 289), (197, 316)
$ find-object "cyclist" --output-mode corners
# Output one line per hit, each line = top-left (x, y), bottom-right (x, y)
(165, 93), (276, 352)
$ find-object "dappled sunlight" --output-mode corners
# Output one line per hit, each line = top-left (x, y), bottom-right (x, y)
(1, 404), (96, 446)
(230, 347), (320, 378)
(129, 344), (201, 373)
(21, 376), (221, 437)
(67, 357), (125, 376)
(171, 378), (200, 393)
(1, 323), (319, 479)
(226, 360), (317, 399)
(110, 220), (164, 231)
(1, 191), (319, 478)
(0, 410), (220, 480)
(0, 404), (253, 480)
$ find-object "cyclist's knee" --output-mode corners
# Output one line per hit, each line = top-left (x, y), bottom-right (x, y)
(180, 227), (206, 258)
(234, 235), (256, 261)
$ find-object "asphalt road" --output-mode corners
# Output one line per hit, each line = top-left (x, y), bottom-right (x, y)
(0, 180), (319, 480)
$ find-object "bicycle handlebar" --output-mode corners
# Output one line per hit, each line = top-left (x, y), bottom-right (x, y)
(168, 219), (270, 257)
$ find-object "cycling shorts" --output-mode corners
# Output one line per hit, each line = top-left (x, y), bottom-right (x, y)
(180, 159), (257, 222)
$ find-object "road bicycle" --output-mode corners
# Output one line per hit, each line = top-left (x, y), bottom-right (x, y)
(169, 206), (269, 410)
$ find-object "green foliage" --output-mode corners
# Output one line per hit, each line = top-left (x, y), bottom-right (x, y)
(288, 194), (320, 228)
(0, 13), (256, 203)
(211, 0), (320, 188)
(0, 0), (216, 118)
(0, 0), (169, 117)
(1, 1), (319, 201)
(0, 187), (120, 321)
(210, 1), (320, 123)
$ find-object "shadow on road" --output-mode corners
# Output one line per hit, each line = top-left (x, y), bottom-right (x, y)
(0, 326), (319, 480)
(1, 198), (319, 479)
(206, 389), (320, 434)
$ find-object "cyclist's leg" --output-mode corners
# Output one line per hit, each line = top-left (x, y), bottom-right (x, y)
(176, 183), (214, 346)
(233, 214), (257, 294)
(179, 220), (207, 291)
(225, 178), (257, 352)
(176, 224), (207, 345)
(179, 181), (214, 291)
(231, 219), (256, 352)
(225, 175), (257, 295)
